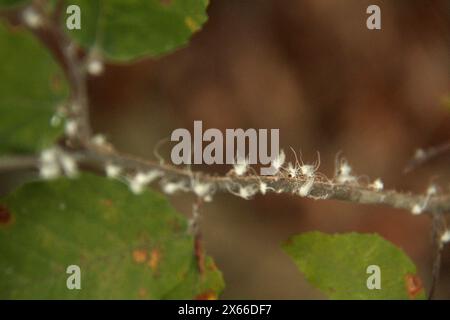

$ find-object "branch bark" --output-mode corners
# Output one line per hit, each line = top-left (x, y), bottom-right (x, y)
(1, 145), (450, 217)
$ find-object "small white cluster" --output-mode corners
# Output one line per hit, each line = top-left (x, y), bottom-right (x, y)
(59, 153), (78, 178)
(298, 178), (315, 197)
(411, 204), (423, 215)
(91, 134), (107, 146)
(237, 185), (258, 200)
(427, 184), (437, 196)
(300, 164), (317, 178)
(441, 230), (450, 244)
(39, 148), (60, 180)
(270, 149), (286, 175)
(128, 170), (163, 194)
(22, 7), (43, 29)
(298, 152), (320, 179)
(259, 181), (274, 195)
(65, 120), (78, 138)
(369, 178), (384, 191)
(286, 162), (299, 178)
(161, 180), (188, 195)
(227, 184), (258, 200)
(87, 58), (104, 76)
(232, 156), (250, 176)
(191, 177), (214, 201)
(39, 147), (78, 180)
(414, 148), (426, 160)
(105, 163), (122, 179)
(335, 160), (357, 184)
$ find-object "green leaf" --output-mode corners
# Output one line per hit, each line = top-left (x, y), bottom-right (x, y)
(282, 232), (426, 300)
(0, 173), (224, 299)
(66, 0), (209, 61)
(0, 22), (68, 154)
(0, 0), (28, 8)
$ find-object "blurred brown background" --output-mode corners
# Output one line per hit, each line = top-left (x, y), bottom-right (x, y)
(89, 0), (450, 299)
(4, 0), (450, 298)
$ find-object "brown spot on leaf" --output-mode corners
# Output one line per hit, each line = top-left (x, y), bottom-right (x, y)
(160, 0), (172, 6)
(50, 73), (63, 93)
(148, 249), (161, 272)
(405, 273), (423, 299)
(0, 205), (12, 225)
(132, 249), (147, 264)
(169, 218), (182, 233)
(99, 199), (113, 208)
(195, 290), (217, 300)
(138, 287), (148, 298)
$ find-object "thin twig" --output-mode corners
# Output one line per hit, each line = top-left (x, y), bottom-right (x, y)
(404, 141), (450, 173)
(47, 3), (92, 142)
(429, 211), (447, 299)
(2, 145), (450, 216)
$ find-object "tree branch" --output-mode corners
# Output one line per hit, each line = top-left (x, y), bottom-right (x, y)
(404, 141), (450, 173)
(2, 145), (450, 217)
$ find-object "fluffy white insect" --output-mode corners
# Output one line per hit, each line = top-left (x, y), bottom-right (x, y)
(369, 178), (384, 191)
(22, 7), (43, 29)
(339, 162), (352, 176)
(191, 178), (213, 199)
(259, 181), (275, 195)
(441, 230), (450, 244)
(300, 164), (316, 178)
(228, 184), (258, 200)
(105, 163), (122, 179)
(298, 178), (314, 197)
(87, 59), (104, 76)
(286, 162), (299, 178)
(427, 184), (437, 196)
(128, 170), (162, 194)
(238, 185), (258, 200)
(414, 148), (426, 160)
(60, 153), (78, 178)
(91, 134), (107, 146)
(39, 164), (60, 180)
(65, 120), (78, 137)
(129, 179), (145, 195)
(259, 182), (268, 195)
(40, 148), (58, 163)
(39, 148), (60, 180)
(162, 181), (187, 195)
(411, 204), (423, 215)
(271, 149), (286, 174)
(290, 148), (320, 178)
(335, 160), (357, 184)
(232, 157), (250, 176)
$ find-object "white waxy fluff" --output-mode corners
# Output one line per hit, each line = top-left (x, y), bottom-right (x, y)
(105, 163), (122, 179)
(298, 178), (314, 197)
(60, 153), (78, 178)
(22, 7), (43, 29)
